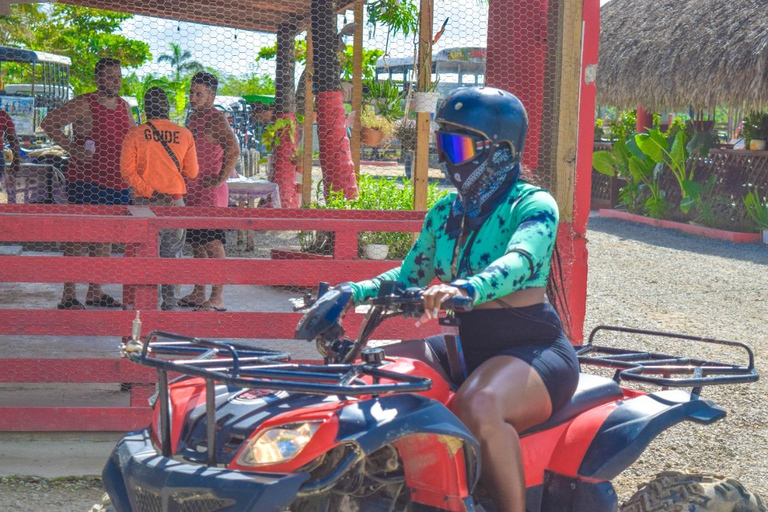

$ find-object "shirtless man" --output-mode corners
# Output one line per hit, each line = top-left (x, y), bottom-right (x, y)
(42, 58), (135, 310)
(178, 72), (240, 312)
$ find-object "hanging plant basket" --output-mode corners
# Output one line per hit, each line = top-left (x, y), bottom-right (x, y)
(361, 127), (385, 147)
(413, 92), (440, 113)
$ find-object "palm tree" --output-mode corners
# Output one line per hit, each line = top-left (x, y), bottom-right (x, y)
(157, 43), (202, 82)
(122, 72), (170, 113)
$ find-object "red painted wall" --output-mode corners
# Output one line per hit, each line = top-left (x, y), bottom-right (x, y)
(486, 0), (600, 341)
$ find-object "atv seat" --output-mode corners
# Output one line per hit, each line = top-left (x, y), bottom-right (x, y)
(521, 373), (624, 436)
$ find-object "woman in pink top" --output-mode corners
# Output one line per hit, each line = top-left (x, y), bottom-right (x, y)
(179, 72), (240, 312)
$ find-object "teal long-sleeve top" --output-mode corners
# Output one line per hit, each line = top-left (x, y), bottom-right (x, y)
(349, 181), (559, 306)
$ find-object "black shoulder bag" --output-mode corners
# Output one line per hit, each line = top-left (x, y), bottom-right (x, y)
(146, 121), (182, 174)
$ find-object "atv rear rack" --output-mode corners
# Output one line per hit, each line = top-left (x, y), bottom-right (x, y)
(577, 325), (759, 393)
(127, 331), (433, 465)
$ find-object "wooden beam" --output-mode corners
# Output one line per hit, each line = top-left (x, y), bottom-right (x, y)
(350, 0), (364, 175)
(55, 0), (302, 33)
(302, 30), (315, 206)
(413, 0), (434, 211)
(552, 0), (584, 223)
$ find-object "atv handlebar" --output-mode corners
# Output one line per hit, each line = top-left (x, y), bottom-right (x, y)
(578, 325), (759, 391)
(370, 282), (474, 316)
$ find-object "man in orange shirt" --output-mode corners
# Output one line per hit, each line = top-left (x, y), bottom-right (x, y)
(121, 87), (199, 309)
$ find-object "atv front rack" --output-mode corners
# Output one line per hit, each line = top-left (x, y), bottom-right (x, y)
(577, 325), (759, 393)
(127, 331), (433, 465)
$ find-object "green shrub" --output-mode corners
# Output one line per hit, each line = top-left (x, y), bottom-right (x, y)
(304, 174), (450, 259)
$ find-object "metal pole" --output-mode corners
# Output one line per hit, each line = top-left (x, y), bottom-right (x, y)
(206, 378), (217, 466)
(158, 370), (172, 457)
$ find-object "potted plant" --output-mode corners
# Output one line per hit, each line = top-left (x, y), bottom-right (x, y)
(360, 108), (394, 147)
(743, 111), (768, 151)
(743, 188), (768, 244)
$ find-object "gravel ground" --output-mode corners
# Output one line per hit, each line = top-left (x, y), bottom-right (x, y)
(585, 216), (768, 503)
(1, 214), (767, 510)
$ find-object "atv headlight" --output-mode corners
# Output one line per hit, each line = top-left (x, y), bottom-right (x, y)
(238, 422), (321, 466)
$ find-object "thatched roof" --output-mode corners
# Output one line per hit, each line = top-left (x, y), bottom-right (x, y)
(597, 0), (768, 111)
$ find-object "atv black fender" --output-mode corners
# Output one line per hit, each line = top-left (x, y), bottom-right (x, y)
(577, 389), (725, 480)
(335, 393), (481, 489)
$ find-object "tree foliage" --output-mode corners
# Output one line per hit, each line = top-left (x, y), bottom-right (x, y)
(158, 43), (202, 82)
(0, 4), (151, 94)
(219, 73), (276, 96)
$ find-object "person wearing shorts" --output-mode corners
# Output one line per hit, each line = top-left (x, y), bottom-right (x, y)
(178, 72), (239, 312)
(121, 87), (199, 310)
(42, 58), (135, 310)
(346, 87), (579, 512)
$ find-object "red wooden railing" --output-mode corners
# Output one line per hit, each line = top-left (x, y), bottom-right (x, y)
(0, 205), (437, 431)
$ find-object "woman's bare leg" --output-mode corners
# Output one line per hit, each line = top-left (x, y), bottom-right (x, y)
(382, 339), (451, 382)
(454, 356), (552, 512)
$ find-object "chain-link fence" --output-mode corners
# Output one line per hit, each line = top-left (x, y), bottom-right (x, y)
(0, 0), (595, 431)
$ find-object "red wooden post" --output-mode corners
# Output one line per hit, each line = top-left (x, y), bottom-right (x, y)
(486, 0), (601, 342)
(123, 206), (159, 313)
(486, 0), (548, 171)
(334, 230), (359, 260)
(636, 106), (654, 133)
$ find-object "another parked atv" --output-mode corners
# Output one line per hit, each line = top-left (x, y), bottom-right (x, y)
(98, 282), (764, 512)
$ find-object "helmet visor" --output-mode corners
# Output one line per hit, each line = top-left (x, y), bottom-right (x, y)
(435, 131), (491, 165)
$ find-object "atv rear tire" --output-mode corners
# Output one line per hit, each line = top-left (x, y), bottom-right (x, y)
(621, 471), (766, 512)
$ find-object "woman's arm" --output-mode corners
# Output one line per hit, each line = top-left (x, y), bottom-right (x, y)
(348, 202), (442, 304)
(465, 191), (559, 304)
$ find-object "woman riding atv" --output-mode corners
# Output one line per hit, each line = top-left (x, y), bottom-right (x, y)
(342, 86), (579, 512)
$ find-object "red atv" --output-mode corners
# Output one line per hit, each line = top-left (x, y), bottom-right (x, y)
(99, 282), (764, 512)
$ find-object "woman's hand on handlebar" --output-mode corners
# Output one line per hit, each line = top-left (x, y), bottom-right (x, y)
(417, 284), (468, 326)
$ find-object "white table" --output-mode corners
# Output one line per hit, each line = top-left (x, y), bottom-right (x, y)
(227, 177), (281, 208)
(226, 177), (281, 250)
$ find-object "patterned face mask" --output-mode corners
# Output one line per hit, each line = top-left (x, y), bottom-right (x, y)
(444, 146), (521, 239)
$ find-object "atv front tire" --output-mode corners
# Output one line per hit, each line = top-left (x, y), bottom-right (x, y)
(621, 471), (766, 512)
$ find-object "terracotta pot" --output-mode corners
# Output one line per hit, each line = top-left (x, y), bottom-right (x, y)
(749, 139), (766, 151)
(361, 127), (385, 147)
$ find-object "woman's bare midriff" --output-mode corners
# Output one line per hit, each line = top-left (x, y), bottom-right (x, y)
(473, 286), (546, 309)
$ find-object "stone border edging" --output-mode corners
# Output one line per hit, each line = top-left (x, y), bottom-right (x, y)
(598, 209), (762, 243)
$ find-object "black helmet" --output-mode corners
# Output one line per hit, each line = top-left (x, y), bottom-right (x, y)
(435, 87), (528, 163)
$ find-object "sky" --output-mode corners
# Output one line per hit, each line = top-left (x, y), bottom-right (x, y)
(120, 0), (612, 79)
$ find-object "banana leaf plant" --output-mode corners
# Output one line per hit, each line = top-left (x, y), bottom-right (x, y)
(593, 137), (666, 217)
(635, 128), (700, 214)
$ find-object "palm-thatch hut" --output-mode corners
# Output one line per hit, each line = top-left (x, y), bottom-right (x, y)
(597, 0), (768, 111)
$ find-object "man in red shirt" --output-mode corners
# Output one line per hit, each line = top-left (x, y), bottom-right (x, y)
(0, 108), (21, 194)
(42, 58), (136, 310)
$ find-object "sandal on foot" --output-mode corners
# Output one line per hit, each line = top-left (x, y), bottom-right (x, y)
(194, 304), (227, 312)
(85, 294), (122, 308)
(177, 297), (201, 308)
(58, 298), (86, 310)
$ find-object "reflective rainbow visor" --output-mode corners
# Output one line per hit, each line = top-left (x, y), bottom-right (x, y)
(435, 131), (491, 164)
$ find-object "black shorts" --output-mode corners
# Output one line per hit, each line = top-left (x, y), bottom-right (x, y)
(424, 303), (579, 413)
(186, 229), (227, 246)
